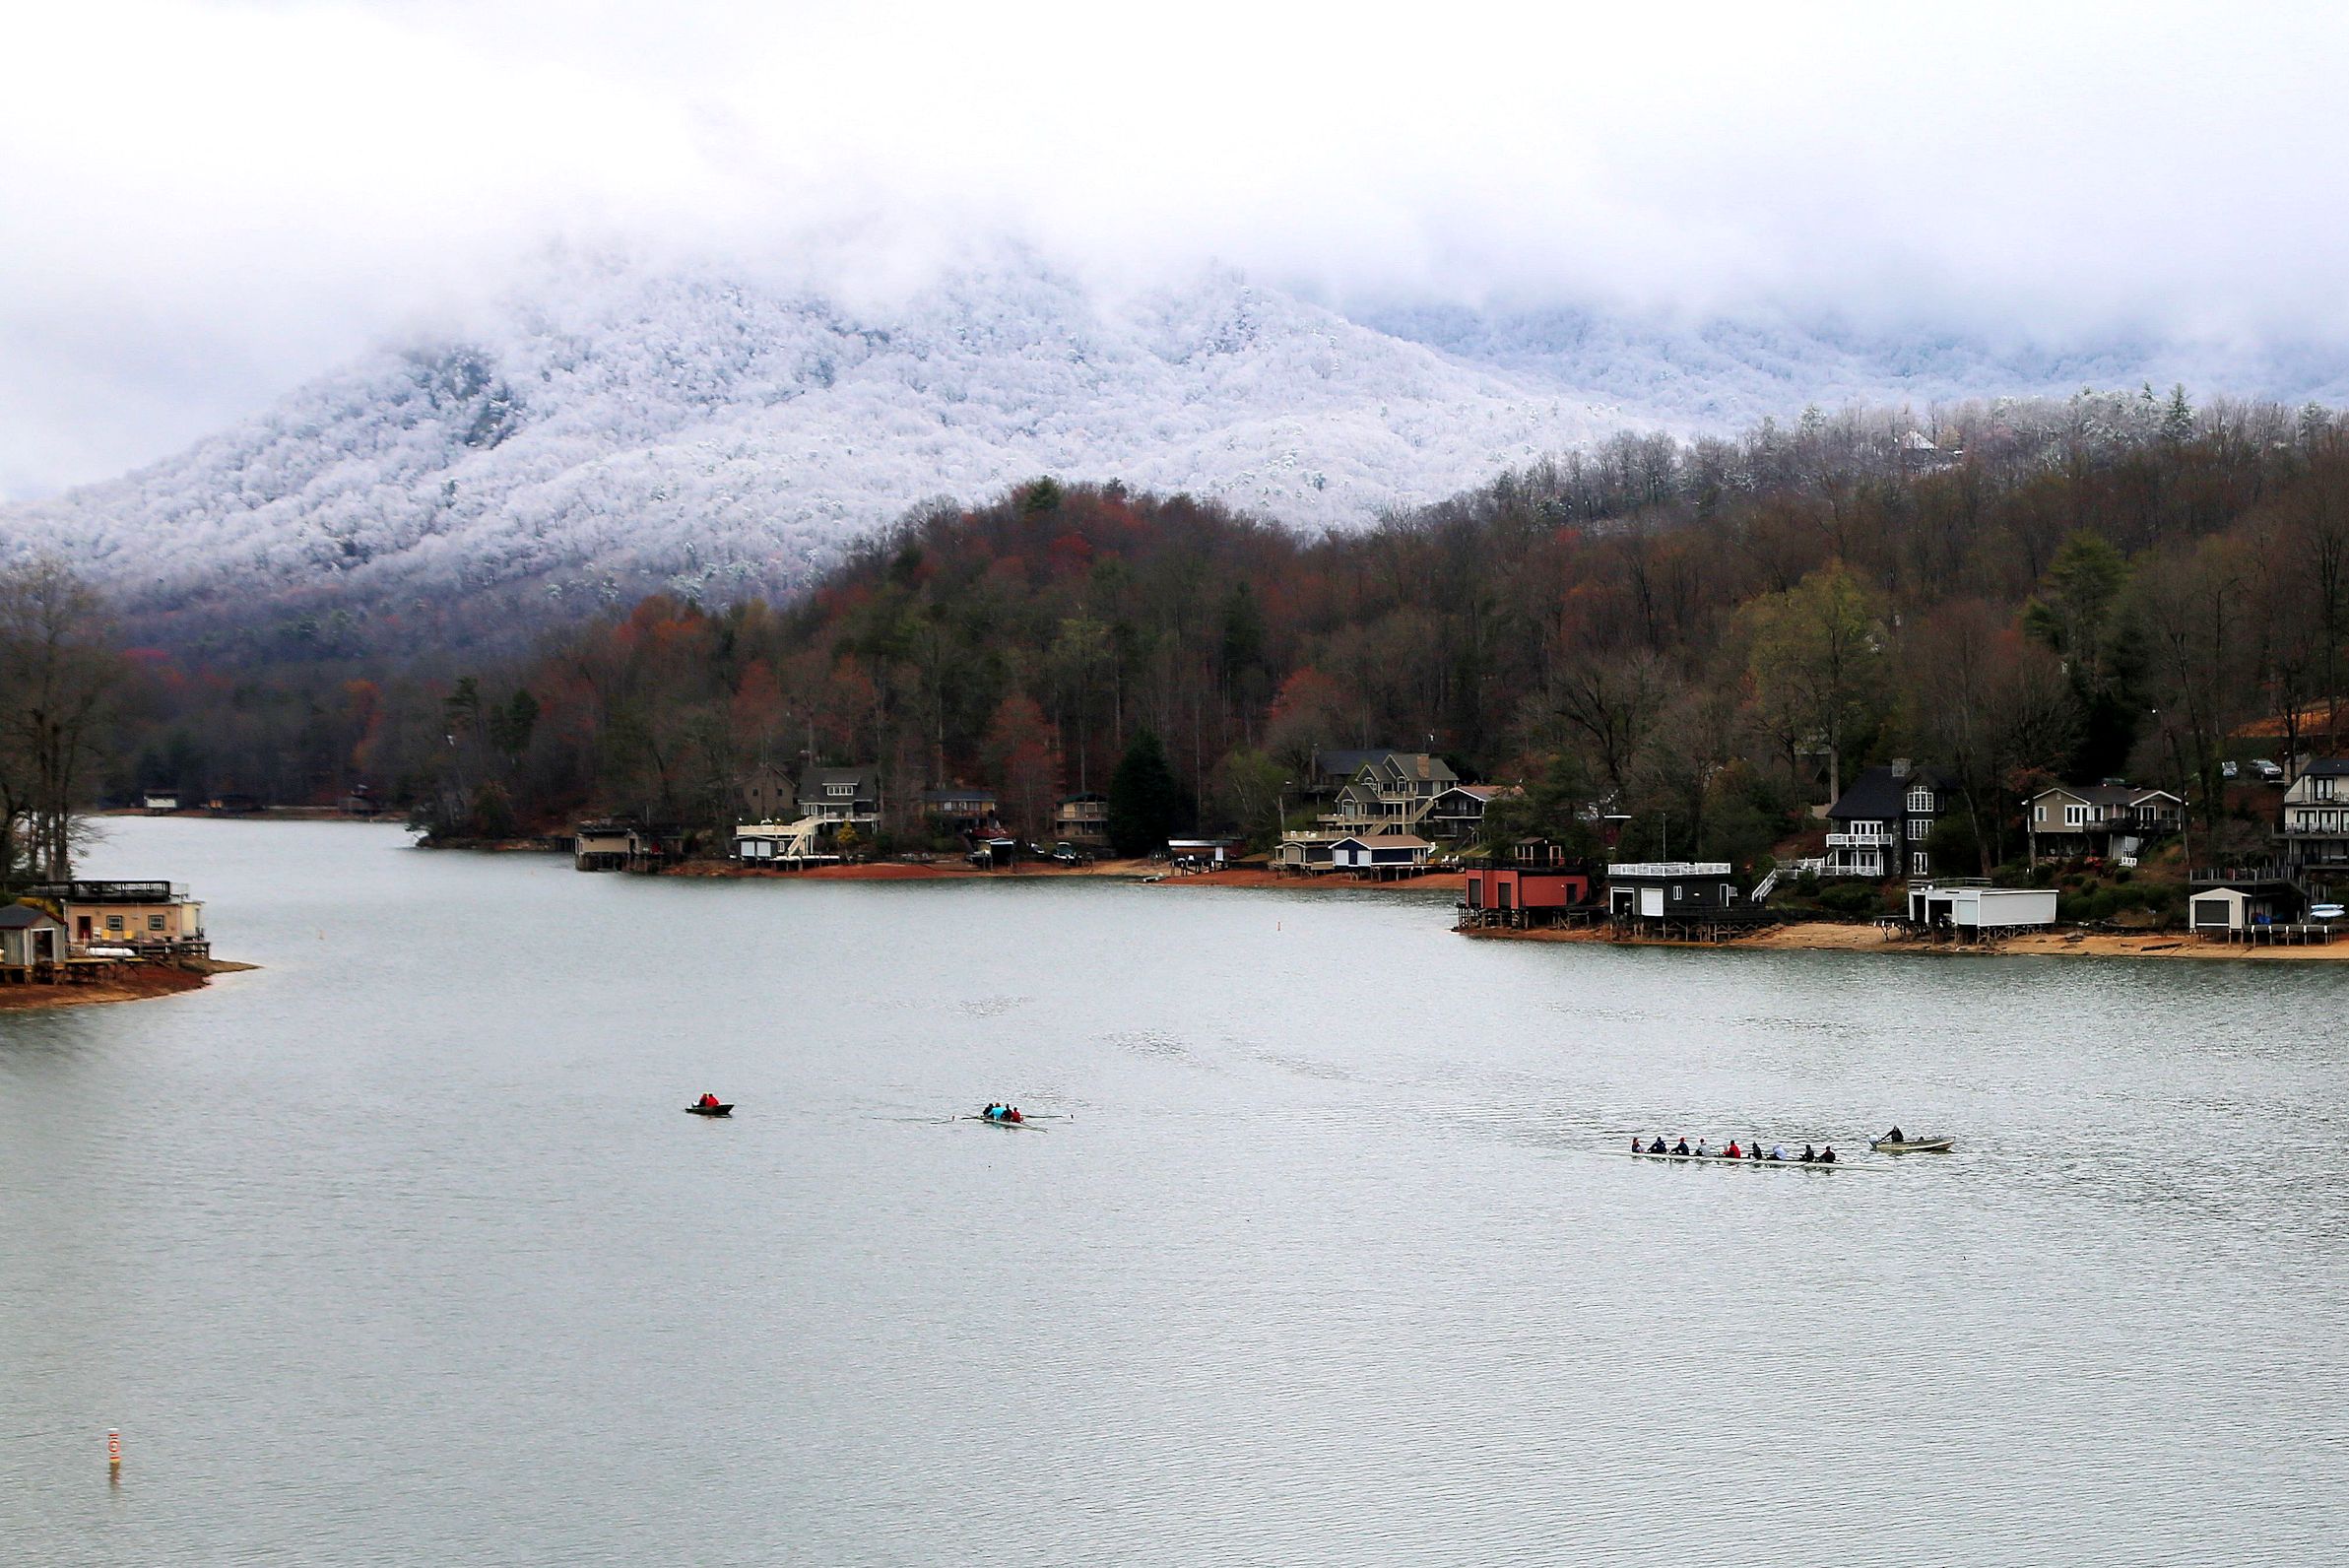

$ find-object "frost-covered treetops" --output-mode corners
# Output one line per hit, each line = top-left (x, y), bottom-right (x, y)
(8, 250), (2344, 641)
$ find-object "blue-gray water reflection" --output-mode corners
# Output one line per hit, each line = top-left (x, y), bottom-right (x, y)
(3, 819), (2344, 1564)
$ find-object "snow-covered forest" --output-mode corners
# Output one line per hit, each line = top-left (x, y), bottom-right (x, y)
(10, 252), (2342, 658)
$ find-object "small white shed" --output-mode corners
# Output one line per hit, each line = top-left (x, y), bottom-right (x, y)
(1907, 883), (2057, 932)
(2188, 886), (2282, 933)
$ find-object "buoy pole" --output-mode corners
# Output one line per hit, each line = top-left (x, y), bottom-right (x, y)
(108, 1428), (121, 1474)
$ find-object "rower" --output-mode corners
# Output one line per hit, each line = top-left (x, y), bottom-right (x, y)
(1008, 1107), (1022, 1124)
(1648, 1136), (1667, 1154)
(1885, 1125), (1905, 1143)
(698, 1092), (722, 1109)
(1820, 1144), (1837, 1163)
(1799, 1143), (1816, 1163)
(1770, 1143), (1786, 1160)
(1725, 1140), (1742, 1159)
(1746, 1142), (1762, 1161)
(1671, 1137), (1691, 1156)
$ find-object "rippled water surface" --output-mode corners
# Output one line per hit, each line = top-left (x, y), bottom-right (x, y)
(5, 819), (2347, 1564)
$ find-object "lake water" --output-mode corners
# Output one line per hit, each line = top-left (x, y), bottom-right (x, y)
(4, 818), (2346, 1564)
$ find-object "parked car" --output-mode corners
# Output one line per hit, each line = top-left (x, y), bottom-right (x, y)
(2252, 758), (2285, 781)
(2221, 760), (2239, 780)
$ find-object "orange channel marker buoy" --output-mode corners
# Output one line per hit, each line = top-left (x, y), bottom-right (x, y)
(108, 1429), (121, 1470)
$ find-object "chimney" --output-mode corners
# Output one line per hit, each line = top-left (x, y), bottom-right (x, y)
(1890, 758), (1912, 781)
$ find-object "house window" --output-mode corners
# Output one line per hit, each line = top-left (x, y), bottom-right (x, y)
(1908, 817), (1930, 839)
(148, 915), (165, 932)
(1907, 787), (1933, 813)
(2318, 778), (2337, 801)
(2064, 804), (2087, 826)
(2034, 804), (2046, 822)
(827, 783), (853, 797)
(1670, 884), (1682, 900)
(1912, 851), (1929, 876)
(105, 916), (124, 933)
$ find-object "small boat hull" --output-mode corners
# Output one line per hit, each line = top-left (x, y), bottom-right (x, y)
(967, 1114), (1042, 1131)
(685, 1104), (734, 1118)
(1620, 1150), (1847, 1168)
(1869, 1138), (1952, 1153)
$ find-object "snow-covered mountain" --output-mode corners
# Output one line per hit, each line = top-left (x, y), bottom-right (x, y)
(1, 255), (1635, 634)
(12, 251), (2349, 650)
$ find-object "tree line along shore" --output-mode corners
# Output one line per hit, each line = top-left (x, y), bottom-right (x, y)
(9, 392), (2349, 986)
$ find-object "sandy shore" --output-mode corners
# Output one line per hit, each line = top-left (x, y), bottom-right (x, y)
(1465, 919), (2349, 961)
(673, 857), (1149, 881)
(0, 957), (259, 1013)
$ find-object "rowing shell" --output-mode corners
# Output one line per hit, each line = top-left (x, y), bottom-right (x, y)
(1616, 1150), (1855, 1169)
(1869, 1138), (1954, 1153)
(965, 1115), (1045, 1131)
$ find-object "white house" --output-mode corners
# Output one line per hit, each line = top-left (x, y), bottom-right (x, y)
(1905, 883), (2056, 933)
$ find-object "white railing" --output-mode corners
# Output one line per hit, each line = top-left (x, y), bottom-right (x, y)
(1826, 830), (1891, 848)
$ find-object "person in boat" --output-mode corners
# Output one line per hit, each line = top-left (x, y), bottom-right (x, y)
(1724, 1140), (1741, 1159)
(1819, 1144), (1837, 1163)
(698, 1092), (722, 1108)
(1885, 1126), (1905, 1144)
(1008, 1107), (1022, 1123)
(1769, 1143), (1786, 1160)
(1671, 1137), (1691, 1155)
(1799, 1143), (1816, 1163)
(1747, 1141), (1762, 1161)
(1648, 1136), (1667, 1153)
(984, 1103), (1000, 1119)
(1695, 1139), (1710, 1157)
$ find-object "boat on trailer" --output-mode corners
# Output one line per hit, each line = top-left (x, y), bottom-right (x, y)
(1869, 1137), (1954, 1152)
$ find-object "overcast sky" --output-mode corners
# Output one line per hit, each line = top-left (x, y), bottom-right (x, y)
(7, 0), (2348, 497)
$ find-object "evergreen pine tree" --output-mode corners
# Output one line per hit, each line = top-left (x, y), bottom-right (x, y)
(1106, 729), (1185, 857)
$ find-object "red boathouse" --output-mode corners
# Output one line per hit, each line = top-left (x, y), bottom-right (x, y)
(1462, 867), (1593, 928)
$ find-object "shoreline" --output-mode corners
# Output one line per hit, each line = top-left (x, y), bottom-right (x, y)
(0, 957), (258, 1013)
(1463, 920), (2349, 961)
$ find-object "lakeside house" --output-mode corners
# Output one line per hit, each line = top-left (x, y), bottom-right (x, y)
(1823, 761), (1960, 879)
(1461, 865), (1593, 928)
(1428, 782), (1519, 844)
(1053, 792), (1110, 851)
(2278, 758), (2349, 883)
(922, 785), (1002, 838)
(1331, 833), (1432, 878)
(799, 765), (882, 829)
(0, 905), (68, 975)
(739, 765), (796, 824)
(1605, 862), (1749, 927)
(1319, 752), (1458, 836)
(733, 817), (832, 867)
(24, 881), (208, 957)
(574, 820), (638, 872)
(1904, 882), (2057, 936)
(141, 790), (179, 814)
(2025, 782), (2184, 864)
(1270, 830), (1347, 873)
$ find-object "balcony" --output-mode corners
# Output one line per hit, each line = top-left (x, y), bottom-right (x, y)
(1826, 829), (1892, 848)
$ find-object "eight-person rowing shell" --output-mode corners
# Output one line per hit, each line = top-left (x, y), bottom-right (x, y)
(1631, 1136), (1835, 1162)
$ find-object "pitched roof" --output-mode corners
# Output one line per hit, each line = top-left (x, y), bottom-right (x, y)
(0, 905), (61, 929)
(1827, 764), (1960, 821)
(2305, 757), (2349, 777)
(1313, 748), (1393, 779)
(1335, 834), (1431, 850)
(799, 764), (879, 794)
(921, 786), (997, 805)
